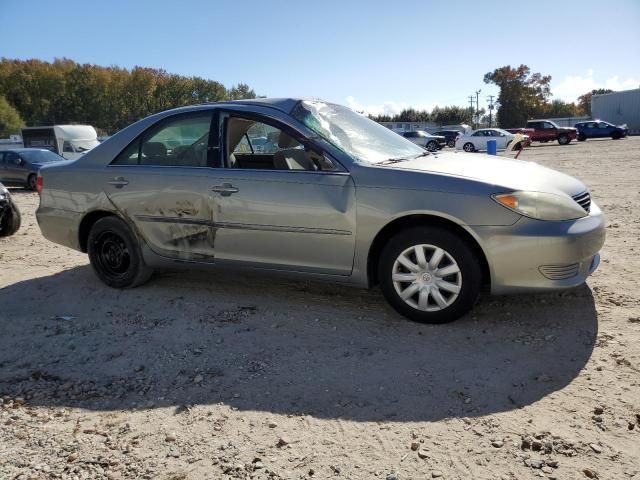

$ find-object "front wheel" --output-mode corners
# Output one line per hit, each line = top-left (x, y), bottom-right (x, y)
(426, 140), (438, 152)
(577, 134), (586, 142)
(0, 202), (21, 237)
(612, 132), (621, 140)
(557, 134), (570, 145)
(378, 227), (482, 324)
(463, 142), (475, 153)
(87, 216), (153, 288)
(447, 139), (455, 148)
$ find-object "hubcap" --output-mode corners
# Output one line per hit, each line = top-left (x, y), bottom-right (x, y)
(427, 142), (437, 151)
(464, 143), (473, 152)
(392, 244), (462, 312)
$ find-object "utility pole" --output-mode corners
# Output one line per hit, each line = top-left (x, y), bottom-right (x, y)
(487, 95), (495, 128)
(468, 95), (475, 128)
(475, 89), (481, 128)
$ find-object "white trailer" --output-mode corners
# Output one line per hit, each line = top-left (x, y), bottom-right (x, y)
(21, 125), (100, 160)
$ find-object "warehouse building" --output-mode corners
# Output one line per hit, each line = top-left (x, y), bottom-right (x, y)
(592, 88), (640, 134)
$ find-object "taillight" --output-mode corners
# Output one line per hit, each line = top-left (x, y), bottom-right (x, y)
(36, 174), (43, 194)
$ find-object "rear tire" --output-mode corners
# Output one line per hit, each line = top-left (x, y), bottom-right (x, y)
(447, 139), (455, 148)
(87, 216), (153, 288)
(378, 226), (482, 324)
(463, 142), (475, 153)
(27, 174), (37, 191)
(557, 134), (569, 145)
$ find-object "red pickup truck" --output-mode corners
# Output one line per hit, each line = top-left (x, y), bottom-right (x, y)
(507, 120), (577, 145)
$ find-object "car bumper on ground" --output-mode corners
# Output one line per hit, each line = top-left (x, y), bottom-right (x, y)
(473, 201), (606, 294)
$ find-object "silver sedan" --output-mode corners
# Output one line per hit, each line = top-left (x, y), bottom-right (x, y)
(36, 99), (605, 323)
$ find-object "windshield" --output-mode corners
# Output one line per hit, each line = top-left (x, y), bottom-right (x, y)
(291, 100), (425, 164)
(71, 139), (100, 152)
(19, 149), (64, 163)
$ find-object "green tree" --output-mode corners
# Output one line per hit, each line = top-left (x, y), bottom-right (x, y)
(543, 99), (578, 118)
(576, 88), (613, 116)
(0, 95), (24, 136)
(228, 83), (256, 100)
(483, 65), (552, 128)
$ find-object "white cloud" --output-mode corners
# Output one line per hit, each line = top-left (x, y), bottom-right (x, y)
(552, 70), (639, 102)
(345, 96), (436, 116)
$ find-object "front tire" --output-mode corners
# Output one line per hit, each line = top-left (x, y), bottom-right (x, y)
(447, 139), (455, 148)
(463, 142), (475, 153)
(426, 140), (438, 152)
(612, 132), (621, 140)
(557, 134), (569, 145)
(0, 202), (21, 237)
(87, 216), (153, 288)
(577, 134), (586, 142)
(378, 227), (482, 324)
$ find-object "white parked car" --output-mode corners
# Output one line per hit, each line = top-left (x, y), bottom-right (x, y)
(455, 128), (528, 153)
(398, 130), (446, 152)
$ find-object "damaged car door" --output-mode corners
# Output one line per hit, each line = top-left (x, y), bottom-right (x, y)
(105, 111), (219, 262)
(204, 112), (357, 275)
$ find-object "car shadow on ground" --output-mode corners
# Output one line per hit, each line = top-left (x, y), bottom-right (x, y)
(0, 265), (598, 422)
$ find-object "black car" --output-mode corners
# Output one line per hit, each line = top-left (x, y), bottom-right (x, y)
(432, 129), (462, 148)
(574, 120), (628, 141)
(0, 182), (21, 237)
(0, 148), (64, 190)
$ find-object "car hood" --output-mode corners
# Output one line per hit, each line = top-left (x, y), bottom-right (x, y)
(380, 151), (587, 196)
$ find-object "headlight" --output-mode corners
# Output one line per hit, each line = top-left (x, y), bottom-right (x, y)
(492, 191), (588, 221)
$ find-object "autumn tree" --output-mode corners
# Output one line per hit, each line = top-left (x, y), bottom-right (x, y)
(483, 65), (552, 128)
(0, 95), (24, 136)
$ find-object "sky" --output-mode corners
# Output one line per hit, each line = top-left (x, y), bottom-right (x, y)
(1, 0), (639, 116)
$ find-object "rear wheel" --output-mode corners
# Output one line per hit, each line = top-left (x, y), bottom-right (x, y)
(87, 216), (153, 288)
(447, 139), (455, 148)
(27, 174), (37, 190)
(557, 134), (569, 145)
(426, 140), (438, 152)
(378, 227), (482, 324)
(463, 142), (475, 153)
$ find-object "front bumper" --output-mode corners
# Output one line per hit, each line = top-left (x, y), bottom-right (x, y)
(473, 201), (606, 294)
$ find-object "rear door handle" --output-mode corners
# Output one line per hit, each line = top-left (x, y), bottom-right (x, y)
(211, 183), (239, 196)
(108, 177), (129, 188)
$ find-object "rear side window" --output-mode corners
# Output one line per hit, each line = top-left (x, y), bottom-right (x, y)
(112, 112), (213, 167)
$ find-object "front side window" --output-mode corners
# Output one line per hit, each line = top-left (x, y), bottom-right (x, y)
(6, 152), (21, 165)
(63, 141), (74, 153)
(292, 100), (424, 164)
(226, 115), (329, 171)
(112, 113), (212, 167)
(543, 122), (557, 129)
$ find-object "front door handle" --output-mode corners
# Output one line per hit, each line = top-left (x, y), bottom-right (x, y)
(211, 183), (239, 196)
(108, 177), (129, 188)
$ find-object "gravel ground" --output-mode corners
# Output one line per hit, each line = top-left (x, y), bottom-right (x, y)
(1, 137), (639, 480)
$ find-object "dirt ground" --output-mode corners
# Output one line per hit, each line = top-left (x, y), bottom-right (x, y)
(1, 137), (639, 480)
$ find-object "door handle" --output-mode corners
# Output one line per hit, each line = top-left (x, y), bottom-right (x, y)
(108, 177), (129, 188)
(211, 183), (239, 196)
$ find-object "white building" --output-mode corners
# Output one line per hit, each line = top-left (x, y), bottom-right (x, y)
(592, 88), (640, 133)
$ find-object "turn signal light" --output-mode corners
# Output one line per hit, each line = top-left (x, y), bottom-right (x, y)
(494, 193), (518, 210)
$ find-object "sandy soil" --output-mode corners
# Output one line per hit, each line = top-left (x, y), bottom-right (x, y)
(1, 137), (639, 480)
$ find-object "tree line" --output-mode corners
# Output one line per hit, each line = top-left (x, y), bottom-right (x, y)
(0, 58), (256, 136)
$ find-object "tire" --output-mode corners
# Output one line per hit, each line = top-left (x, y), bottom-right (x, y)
(463, 142), (475, 153)
(87, 216), (153, 288)
(577, 134), (586, 142)
(447, 139), (455, 148)
(557, 134), (569, 145)
(0, 202), (21, 237)
(27, 174), (37, 191)
(378, 226), (482, 324)
(426, 140), (438, 152)
(612, 132), (621, 140)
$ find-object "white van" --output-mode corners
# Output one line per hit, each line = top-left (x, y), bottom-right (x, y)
(21, 125), (100, 160)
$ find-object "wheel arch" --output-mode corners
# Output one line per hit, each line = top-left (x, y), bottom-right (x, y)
(78, 210), (117, 253)
(366, 214), (491, 289)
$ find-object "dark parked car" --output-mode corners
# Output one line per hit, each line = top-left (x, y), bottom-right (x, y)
(0, 182), (21, 237)
(574, 120), (628, 141)
(0, 148), (65, 190)
(432, 129), (462, 148)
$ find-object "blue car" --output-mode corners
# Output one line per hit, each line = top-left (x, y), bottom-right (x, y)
(574, 120), (628, 141)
